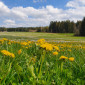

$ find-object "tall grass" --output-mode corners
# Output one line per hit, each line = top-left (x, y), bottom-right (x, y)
(0, 38), (85, 85)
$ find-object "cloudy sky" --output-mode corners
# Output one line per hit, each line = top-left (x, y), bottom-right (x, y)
(0, 0), (85, 27)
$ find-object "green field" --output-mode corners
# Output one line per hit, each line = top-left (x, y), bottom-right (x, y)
(0, 32), (85, 85)
(0, 32), (85, 41)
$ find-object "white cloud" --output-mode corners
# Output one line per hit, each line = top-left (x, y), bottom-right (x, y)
(4, 19), (15, 23)
(66, 0), (85, 8)
(0, 2), (10, 17)
(0, 0), (85, 27)
(3, 19), (16, 27)
(66, 1), (79, 8)
(66, 0), (85, 21)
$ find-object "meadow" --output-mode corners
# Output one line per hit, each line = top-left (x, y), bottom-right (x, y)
(0, 32), (85, 85)
(0, 32), (85, 41)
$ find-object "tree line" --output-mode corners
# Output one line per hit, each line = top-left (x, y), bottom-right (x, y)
(49, 20), (75, 33)
(49, 17), (85, 36)
(0, 26), (49, 32)
(0, 17), (85, 36)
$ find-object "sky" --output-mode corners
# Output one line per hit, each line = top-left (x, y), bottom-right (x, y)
(0, 0), (85, 27)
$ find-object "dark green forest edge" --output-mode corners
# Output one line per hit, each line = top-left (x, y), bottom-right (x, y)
(0, 17), (85, 36)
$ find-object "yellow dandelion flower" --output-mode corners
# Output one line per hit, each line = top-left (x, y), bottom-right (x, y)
(1, 50), (9, 56)
(10, 53), (15, 58)
(69, 57), (74, 61)
(45, 44), (53, 51)
(37, 39), (45, 45)
(18, 49), (22, 55)
(53, 52), (58, 55)
(26, 47), (28, 49)
(2, 38), (8, 41)
(40, 43), (53, 51)
(21, 42), (27, 46)
(1, 50), (15, 58)
(60, 56), (68, 60)
(53, 46), (60, 51)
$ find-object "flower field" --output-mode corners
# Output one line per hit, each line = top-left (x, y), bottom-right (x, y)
(0, 38), (85, 85)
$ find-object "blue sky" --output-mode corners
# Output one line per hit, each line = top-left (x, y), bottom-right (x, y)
(2, 0), (68, 9)
(0, 0), (85, 27)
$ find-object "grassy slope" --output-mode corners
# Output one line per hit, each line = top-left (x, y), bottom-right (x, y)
(0, 32), (85, 41)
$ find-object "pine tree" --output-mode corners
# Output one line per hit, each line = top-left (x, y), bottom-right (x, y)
(80, 17), (85, 36)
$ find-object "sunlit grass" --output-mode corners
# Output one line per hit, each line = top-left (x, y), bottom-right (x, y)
(0, 32), (85, 41)
(0, 38), (85, 85)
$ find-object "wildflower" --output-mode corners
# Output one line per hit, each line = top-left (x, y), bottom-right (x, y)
(69, 57), (74, 61)
(1, 50), (15, 58)
(60, 56), (68, 60)
(27, 41), (31, 44)
(53, 46), (60, 51)
(18, 49), (22, 55)
(21, 42), (28, 46)
(10, 53), (15, 58)
(53, 52), (58, 55)
(26, 47), (28, 49)
(40, 43), (53, 51)
(2, 38), (8, 41)
(46, 45), (53, 51)
(37, 39), (45, 43)
(37, 39), (45, 45)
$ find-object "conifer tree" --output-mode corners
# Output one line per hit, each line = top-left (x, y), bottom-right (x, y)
(80, 17), (85, 36)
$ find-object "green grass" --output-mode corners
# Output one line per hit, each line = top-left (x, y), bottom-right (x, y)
(0, 33), (85, 85)
(0, 32), (85, 41)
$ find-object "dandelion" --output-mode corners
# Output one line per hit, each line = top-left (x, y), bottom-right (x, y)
(10, 53), (15, 58)
(37, 39), (45, 43)
(21, 42), (28, 46)
(60, 56), (68, 60)
(40, 43), (53, 51)
(46, 45), (53, 51)
(69, 57), (74, 61)
(2, 38), (8, 41)
(1, 50), (15, 58)
(53, 52), (58, 55)
(37, 39), (45, 45)
(27, 41), (31, 44)
(53, 46), (60, 51)
(18, 49), (22, 55)
(26, 47), (28, 49)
